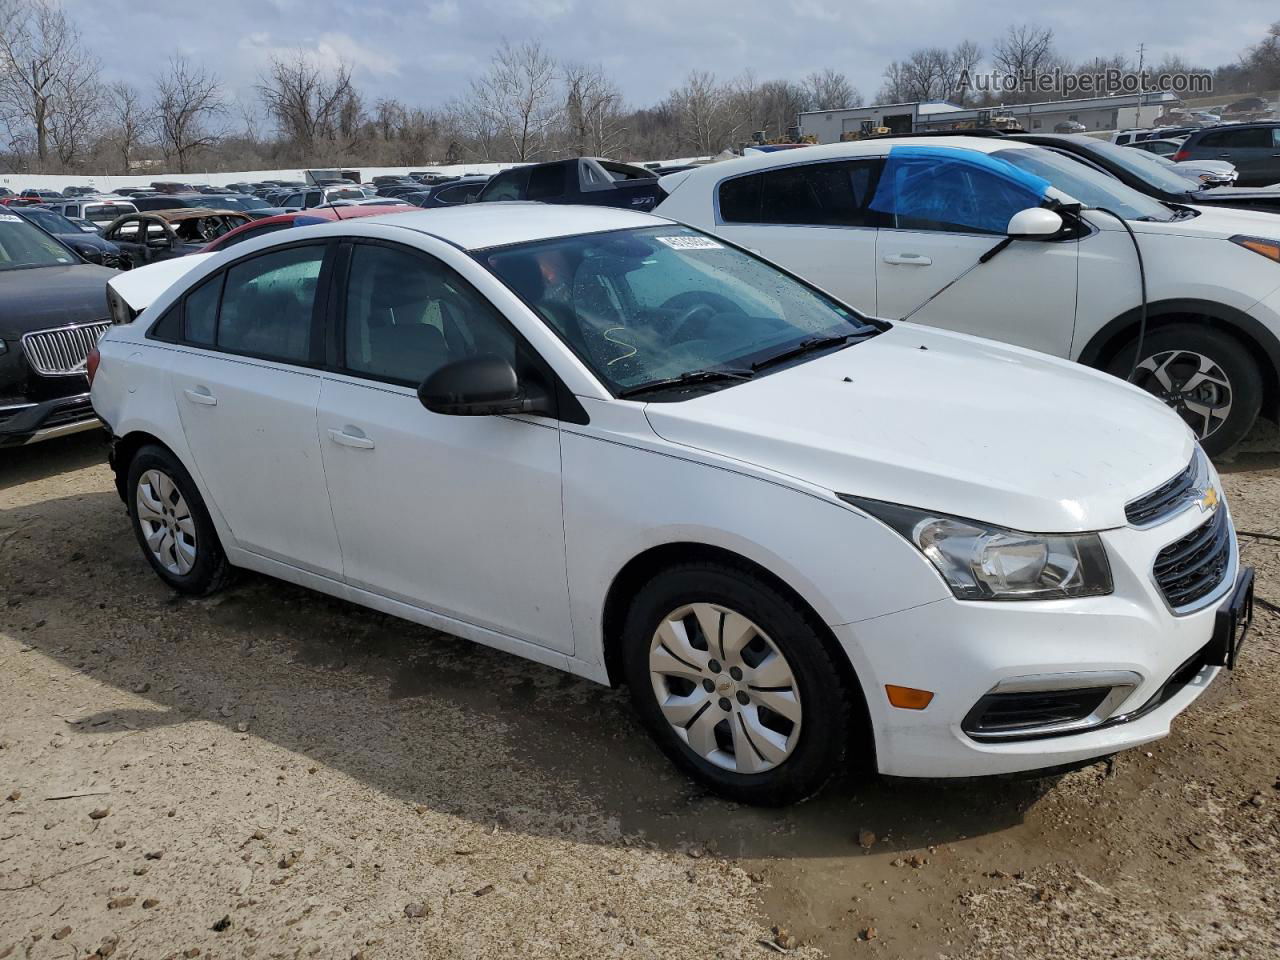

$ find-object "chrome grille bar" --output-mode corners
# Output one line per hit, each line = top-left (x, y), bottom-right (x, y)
(20, 321), (110, 377)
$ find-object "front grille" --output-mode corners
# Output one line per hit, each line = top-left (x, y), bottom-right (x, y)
(1153, 509), (1232, 609)
(1126, 460), (1197, 526)
(20, 321), (110, 376)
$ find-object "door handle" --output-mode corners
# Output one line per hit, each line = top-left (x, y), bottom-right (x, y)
(882, 253), (932, 266)
(328, 427), (374, 450)
(183, 387), (217, 406)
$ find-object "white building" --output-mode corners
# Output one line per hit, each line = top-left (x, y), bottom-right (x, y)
(799, 91), (1181, 143)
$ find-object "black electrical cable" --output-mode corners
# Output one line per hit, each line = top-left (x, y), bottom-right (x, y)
(1091, 207), (1148, 383)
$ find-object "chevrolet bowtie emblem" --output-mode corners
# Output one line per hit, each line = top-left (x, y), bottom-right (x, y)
(1197, 486), (1219, 513)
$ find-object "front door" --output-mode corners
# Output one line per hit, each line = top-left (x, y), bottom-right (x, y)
(316, 241), (574, 653)
(169, 242), (343, 577)
(872, 151), (1078, 358)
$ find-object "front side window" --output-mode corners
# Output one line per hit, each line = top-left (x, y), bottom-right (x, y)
(217, 244), (324, 363)
(482, 226), (877, 396)
(343, 243), (518, 385)
(477, 170), (528, 202)
(874, 153), (1040, 234)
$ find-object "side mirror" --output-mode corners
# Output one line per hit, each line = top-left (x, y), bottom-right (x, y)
(72, 243), (103, 264)
(1007, 207), (1064, 239)
(417, 354), (551, 417)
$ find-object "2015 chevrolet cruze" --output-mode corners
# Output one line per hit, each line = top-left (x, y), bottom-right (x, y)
(90, 205), (1252, 805)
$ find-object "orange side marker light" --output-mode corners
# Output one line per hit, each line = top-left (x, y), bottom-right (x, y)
(885, 685), (934, 710)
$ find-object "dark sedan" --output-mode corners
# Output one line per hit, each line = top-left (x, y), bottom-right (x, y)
(0, 214), (117, 446)
(12, 207), (126, 268)
(405, 176), (490, 208)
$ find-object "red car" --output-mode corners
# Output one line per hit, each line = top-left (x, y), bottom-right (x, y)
(198, 204), (415, 254)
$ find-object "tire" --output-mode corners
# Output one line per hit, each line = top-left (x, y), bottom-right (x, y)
(622, 561), (861, 806)
(1105, 324), (1263, 457)
(126, 444), (234, 596)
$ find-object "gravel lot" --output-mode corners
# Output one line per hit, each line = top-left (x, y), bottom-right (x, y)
(1, 433), (1278, 960)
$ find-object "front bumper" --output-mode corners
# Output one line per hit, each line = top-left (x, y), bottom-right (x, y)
(0, 392), (99, 446)
(836, 500), (1242, 778)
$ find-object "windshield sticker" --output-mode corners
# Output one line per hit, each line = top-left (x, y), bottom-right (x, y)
(655, 235), (724, 251)
(0, 214), (22, 222)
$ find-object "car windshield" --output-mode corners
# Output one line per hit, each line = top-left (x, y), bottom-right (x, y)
(19, 208), (79, 233)
(482, 225), (879, 396)
(1076, 138), (1203, 193)
(0, 214), (76, 270)
(994, 147), (1180, 221)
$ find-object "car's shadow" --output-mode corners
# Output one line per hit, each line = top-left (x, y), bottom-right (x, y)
(1, 485), (1057, 863)
(0, 430), (106, 487)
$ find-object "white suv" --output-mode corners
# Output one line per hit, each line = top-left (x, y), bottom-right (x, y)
(90, 206), (1251, 804)
(656, 136), (1280, 455)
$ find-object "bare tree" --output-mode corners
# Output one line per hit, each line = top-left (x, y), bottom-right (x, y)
(47, 67), (103, 168)
(563, 61), (625, 157)
(0, 0), (100, 168)
(258, 53), (356, 156)
(803, 68), (860, 111)
(467, 39), (559, 161)
(947, 41), (983, 105)
(991, 24), (1056, 102)
(105, 81), (148, 174)
(667, 71), (738, 154)
(154, 55), (225, 173)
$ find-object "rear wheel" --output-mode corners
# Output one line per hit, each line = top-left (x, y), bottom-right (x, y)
(126, 445), (234, 596)
(1106, 324), (1262, 456)
(622, 562), (861, 805)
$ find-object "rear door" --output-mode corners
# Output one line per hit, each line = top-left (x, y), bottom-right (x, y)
(872, 151), (1078, 356)
(168, 241), (343, 576)
(710, 158), (882, 315)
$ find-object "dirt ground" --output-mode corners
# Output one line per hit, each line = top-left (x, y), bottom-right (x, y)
(1, 433), (1277, 960)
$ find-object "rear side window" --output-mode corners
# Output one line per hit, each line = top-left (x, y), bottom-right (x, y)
(718, 160), (880, 227)
(1199, 128), (1271, 149)
(184, 275), (221, 345)
(217, 245), (324, 363)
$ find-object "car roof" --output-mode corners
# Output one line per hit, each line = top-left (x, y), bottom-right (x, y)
(348, 203), (667, 251)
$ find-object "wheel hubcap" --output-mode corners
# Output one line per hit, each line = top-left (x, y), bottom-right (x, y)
(1132, 349), (1232, 441)
(648, 603), (802, 774)
(136, 469), (197, 576)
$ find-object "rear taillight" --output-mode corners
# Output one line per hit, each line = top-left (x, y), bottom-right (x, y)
(1172, 149), (1190, 162)
(85, 347), (101, 386)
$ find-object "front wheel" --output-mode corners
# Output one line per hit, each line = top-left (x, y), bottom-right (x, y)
(1106, 324), (1263, 456)
(622, 562), (862, 806)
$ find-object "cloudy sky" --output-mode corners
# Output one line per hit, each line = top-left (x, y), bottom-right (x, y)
(67, 0), (1278, 111)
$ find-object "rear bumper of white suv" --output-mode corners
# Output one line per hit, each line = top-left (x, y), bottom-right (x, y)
(836, 501), (1246, 778)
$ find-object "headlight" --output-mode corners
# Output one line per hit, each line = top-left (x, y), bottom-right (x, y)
(840, 496), (1113, 601)
(1230, 235), (1280, 263)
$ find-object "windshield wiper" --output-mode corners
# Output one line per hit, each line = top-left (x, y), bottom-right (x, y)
(750, 333), (861, 373)
(617, 368), (754, 399)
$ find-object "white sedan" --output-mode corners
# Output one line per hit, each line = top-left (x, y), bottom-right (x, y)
(89, 205), (1250, 804)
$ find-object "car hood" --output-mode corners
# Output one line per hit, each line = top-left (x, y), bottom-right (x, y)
(1197, 184), (1280, 201)
(0, 263), (118, 337)
(1110, 203), (1280, 239)
(643, 325), (1193, 533)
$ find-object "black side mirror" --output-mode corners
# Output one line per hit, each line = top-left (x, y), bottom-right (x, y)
(72, 243), (103, 264)
(418, 354), (551, 417)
